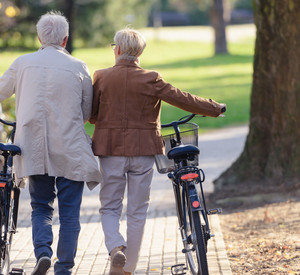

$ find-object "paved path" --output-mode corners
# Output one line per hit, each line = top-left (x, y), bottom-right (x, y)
(9, 126), (248, 274)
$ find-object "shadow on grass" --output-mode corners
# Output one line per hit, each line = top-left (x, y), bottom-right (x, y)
(145, 54), (253, 70)
(165, 76), (252, 91)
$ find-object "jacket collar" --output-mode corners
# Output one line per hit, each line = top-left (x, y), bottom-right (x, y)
(38, 44), (70, 55)
(114, 58), (140, 68)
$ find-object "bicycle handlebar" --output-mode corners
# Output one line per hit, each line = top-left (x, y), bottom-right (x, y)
(0, 118), (17, 143)
(0, 118), (16, 128)
(161, 114), (196, 128)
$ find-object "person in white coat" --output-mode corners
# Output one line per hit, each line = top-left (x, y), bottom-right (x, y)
(0, 11), (102, 275)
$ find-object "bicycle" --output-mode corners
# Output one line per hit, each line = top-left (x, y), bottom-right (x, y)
(0, 118), (25, 275)
(155, 114), (223, 275)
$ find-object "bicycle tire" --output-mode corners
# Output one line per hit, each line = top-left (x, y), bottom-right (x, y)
(0, 208), (10, 275)
(184, 196), (209, 275)
(0, 184), (16, 275)
(7, 195), (16, 252)
(0, 245), (10, 275)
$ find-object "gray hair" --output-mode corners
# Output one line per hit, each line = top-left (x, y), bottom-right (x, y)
(114, 28), (146, 59)
(36, 11), (69, 46)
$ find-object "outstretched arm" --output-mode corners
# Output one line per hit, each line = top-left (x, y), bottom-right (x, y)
(154, 73), (225, 117)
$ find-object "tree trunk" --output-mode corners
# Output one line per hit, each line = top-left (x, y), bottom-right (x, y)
(214, 0), (300, 196)
(63, 0), (75, 54)
(210, 0), (228, 54)
(153, 0), (162, 28)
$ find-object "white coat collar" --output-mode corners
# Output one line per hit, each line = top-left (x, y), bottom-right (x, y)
(39, 44), (70, 55)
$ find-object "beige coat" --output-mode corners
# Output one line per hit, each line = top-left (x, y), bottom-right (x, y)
(0, 45), (102, 189)
(90, 59), (222, 156)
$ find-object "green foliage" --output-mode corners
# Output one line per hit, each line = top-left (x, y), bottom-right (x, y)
(152, 0), (212, 25)
(0, 0), (254, 50)
(75, 0), (153, 48)
(0, 0), (52, 49)
(0, 0), (154, 49)
(230, 0), (254, 10)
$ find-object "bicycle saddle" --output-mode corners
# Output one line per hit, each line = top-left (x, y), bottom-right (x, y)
(167, 144), (199, 162)
(0, 143), (21, 156)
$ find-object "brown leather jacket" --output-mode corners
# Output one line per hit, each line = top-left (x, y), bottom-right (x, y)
(89, 59), (222, 156)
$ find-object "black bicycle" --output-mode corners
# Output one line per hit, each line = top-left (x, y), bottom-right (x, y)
(155, 114), (222, 275)
(0, 119), (25, 275)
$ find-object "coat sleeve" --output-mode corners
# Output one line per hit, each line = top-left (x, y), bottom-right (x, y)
(0, 61), (16, 102)
(89, 71), (101, 125)
(154, 72), (222, 117)
(81, 63), (93, 123)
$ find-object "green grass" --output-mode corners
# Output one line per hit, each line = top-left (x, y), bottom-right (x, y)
(0, 27), (255, 136)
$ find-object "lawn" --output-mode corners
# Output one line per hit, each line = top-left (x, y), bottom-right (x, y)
(0, 26), (255, 136)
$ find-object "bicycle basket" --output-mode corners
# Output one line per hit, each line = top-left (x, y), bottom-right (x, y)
(155, 122), (199, 174)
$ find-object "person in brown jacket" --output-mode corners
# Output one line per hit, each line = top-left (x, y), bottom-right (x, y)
(89, 28), (226, 275)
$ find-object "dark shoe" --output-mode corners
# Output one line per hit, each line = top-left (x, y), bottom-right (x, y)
(31, 256), (51, 275)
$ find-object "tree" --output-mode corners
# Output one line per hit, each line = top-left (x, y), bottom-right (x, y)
(210, 0), (228, 54)
(62, 0), (75, 53)
(75, 0), (152, 48)
(214, 0), (300, 196)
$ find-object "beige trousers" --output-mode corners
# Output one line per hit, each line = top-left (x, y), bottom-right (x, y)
(99, 156), (155, 273)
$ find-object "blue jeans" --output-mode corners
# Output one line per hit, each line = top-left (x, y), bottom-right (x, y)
(29, 175), (84, 275)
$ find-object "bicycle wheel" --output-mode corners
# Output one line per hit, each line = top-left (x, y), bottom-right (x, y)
(0, 211), (10, 275)
(183, 193), (209, 275)
(0, 185), (14, 275)
(7, 186), (19, 252)
(0, 245), (10, 275)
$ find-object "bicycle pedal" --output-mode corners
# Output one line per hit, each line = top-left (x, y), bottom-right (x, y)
(207, 208), (222, 215)
(171, 264), (187, 275)
(9, 268), (26, 275)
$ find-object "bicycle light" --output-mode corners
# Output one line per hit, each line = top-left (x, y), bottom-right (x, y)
(192, 201), (200, 208)
(0, 182), (6, 188)
(181, 173), (198, 181)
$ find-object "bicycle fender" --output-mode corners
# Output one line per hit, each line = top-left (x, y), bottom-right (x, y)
(188, 187), (203, 211)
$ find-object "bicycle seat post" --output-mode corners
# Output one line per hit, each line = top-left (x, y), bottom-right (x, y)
(2, 153), (9, 175)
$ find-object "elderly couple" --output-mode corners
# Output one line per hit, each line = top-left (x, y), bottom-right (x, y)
(0, 11), (226, 275)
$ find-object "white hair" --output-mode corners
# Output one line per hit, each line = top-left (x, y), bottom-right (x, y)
(36, 11), (69, 46)
(114, 28), (146, 58)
